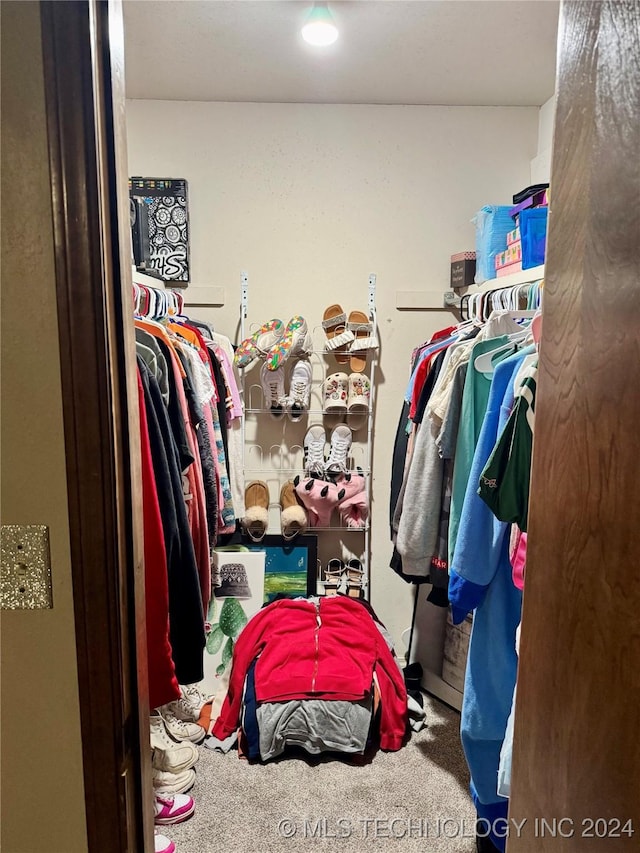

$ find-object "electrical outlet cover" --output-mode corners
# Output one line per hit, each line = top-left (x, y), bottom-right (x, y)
(1, 525), (53, 610)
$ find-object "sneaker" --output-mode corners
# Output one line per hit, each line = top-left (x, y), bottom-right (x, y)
(325, 425), (352, 475)
(154, 794), (195, 826)
(260, 362), (287, 419)
(234, 318), (284, 369)
(181, 683), (212, 715)
(303, 425), (326, 478)
(323, 372), (349, 414)
(152, 742), (199, 775)
(152, 767), (196, 796)
(157, 705), (206, 744)
(265, 316), (312, 370)
(288, 359), (312, 421)
(165, 693), (200, 724)
(150, 714), (199, 773)
(155, 830), (176, 853)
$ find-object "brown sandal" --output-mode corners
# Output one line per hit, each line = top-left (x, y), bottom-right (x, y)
(322, 304), (353, 365)
(347, 310), (377, 373)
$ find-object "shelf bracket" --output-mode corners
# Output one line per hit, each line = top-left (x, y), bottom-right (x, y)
(241, 271), (248, 320)
(444, 290), (461, 309)
(368, 273), (377, 316)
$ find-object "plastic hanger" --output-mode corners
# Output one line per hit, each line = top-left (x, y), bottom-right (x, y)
(473, 328), (529, 374)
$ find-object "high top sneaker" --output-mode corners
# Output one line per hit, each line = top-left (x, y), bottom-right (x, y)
(260, 362), (287, 419)
(150, 714), (199, 774)
(156, 705), (206, 744)
(325, 424), (353, 475)
(152, 768), (196, 796)
(288, 358), (312, 421)
(180, 683), (212, 716)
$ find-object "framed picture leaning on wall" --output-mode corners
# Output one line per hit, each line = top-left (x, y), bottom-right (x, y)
(244, 534), (318, 603)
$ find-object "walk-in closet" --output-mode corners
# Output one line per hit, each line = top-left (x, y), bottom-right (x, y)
(2, 2), (638, 853)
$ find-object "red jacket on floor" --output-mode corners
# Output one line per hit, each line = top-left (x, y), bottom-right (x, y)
(212, 597), (407, 751)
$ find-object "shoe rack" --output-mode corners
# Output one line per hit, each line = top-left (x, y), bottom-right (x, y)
(238, 272), (378, 600)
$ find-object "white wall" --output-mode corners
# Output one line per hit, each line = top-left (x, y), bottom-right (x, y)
(531, 95), (556, 184)
(126, 100), (538, 653)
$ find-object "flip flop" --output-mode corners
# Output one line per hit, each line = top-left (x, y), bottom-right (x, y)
(322, 304), (353, 365)
(347, 310), (378, 373)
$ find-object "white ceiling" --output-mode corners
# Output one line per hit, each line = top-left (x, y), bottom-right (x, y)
(123, 0), (559, 107)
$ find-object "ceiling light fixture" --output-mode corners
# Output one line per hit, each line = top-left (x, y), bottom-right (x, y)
(301, 2), (339, 47)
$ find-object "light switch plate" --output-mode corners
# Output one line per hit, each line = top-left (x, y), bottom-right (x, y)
(1, 525), (53, 610)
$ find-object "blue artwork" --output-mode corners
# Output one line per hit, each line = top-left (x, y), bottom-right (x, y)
(246, 536), (316, 603)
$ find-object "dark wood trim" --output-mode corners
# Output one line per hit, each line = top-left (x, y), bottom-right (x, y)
(40, 2), (151, 850)
(508, 1), (640, 849)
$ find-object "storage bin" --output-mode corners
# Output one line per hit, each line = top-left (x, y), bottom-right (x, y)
(450, 251), (476, 288)
(520, 207), (548, 269)
(472, 205), (514, 283)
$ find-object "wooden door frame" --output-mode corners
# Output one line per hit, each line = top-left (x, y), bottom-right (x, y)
(40, 1), (152, 850)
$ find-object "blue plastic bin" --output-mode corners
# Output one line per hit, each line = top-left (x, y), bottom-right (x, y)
(520, 207), (548, 269)
(472, 205), (514, 283)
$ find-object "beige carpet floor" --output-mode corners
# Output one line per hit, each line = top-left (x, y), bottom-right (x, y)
(164, 694), (476, 853)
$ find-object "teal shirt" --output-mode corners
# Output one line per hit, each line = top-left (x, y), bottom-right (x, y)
(449, 337), (513, 566)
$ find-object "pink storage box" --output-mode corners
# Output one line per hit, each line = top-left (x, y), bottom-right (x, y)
(497, 261), (523, 277)
(507, 228), (520, 246)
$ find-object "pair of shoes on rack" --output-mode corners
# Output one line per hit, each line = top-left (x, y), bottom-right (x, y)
(241, 480), (308, 542)
(294, 472), (368, 529)
(261, 358), (312, 421)
(324, 372), (371, 417)
(304, 424), (352, 477)
(235, 316), (313, 370)
(321, 558), (366, 597)
(323, 304), (378, 372)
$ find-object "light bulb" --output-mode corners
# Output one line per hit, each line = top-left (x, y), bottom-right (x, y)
(301, 2), (339, 47)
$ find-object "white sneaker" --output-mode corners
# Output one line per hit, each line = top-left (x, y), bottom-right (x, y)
(326, 425), (352, 475)
(288, 359), (312, 421)
(150, 714), (199, 773)
(260, 362), (287, 419)
(181, 683), (212, 714)
(152, 767), (196, 796)
(303, 425), (326, 477)
(154, 829), (176, 853)
(167, 692), (200, 723)
(151, 721), (199, 774)
(157, 705), (206, 743)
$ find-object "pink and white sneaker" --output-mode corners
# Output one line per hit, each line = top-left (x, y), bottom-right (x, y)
(155, 829), (176, 853)
(154, 793), (195, 826)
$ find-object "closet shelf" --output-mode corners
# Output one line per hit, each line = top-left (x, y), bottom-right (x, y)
(267, 525), (369, 533)
(245, 408), (373, 416)
(459, 264), (545, 294)
(244, 468), (371, 475)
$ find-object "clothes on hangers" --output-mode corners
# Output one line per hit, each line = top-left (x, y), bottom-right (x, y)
(389, 280), (542, 853)
(133, 281), (244, 703)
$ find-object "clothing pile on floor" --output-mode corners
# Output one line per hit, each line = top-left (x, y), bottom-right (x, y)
(201, 595), (424, 762)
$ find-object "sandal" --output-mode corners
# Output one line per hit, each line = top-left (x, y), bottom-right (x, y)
(322, 304), (354, 364)
(344, 558), (365, 598)
(234, 319), (284, 369)
(347, 310), (378, 373)
(323, 558), (344, 596)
